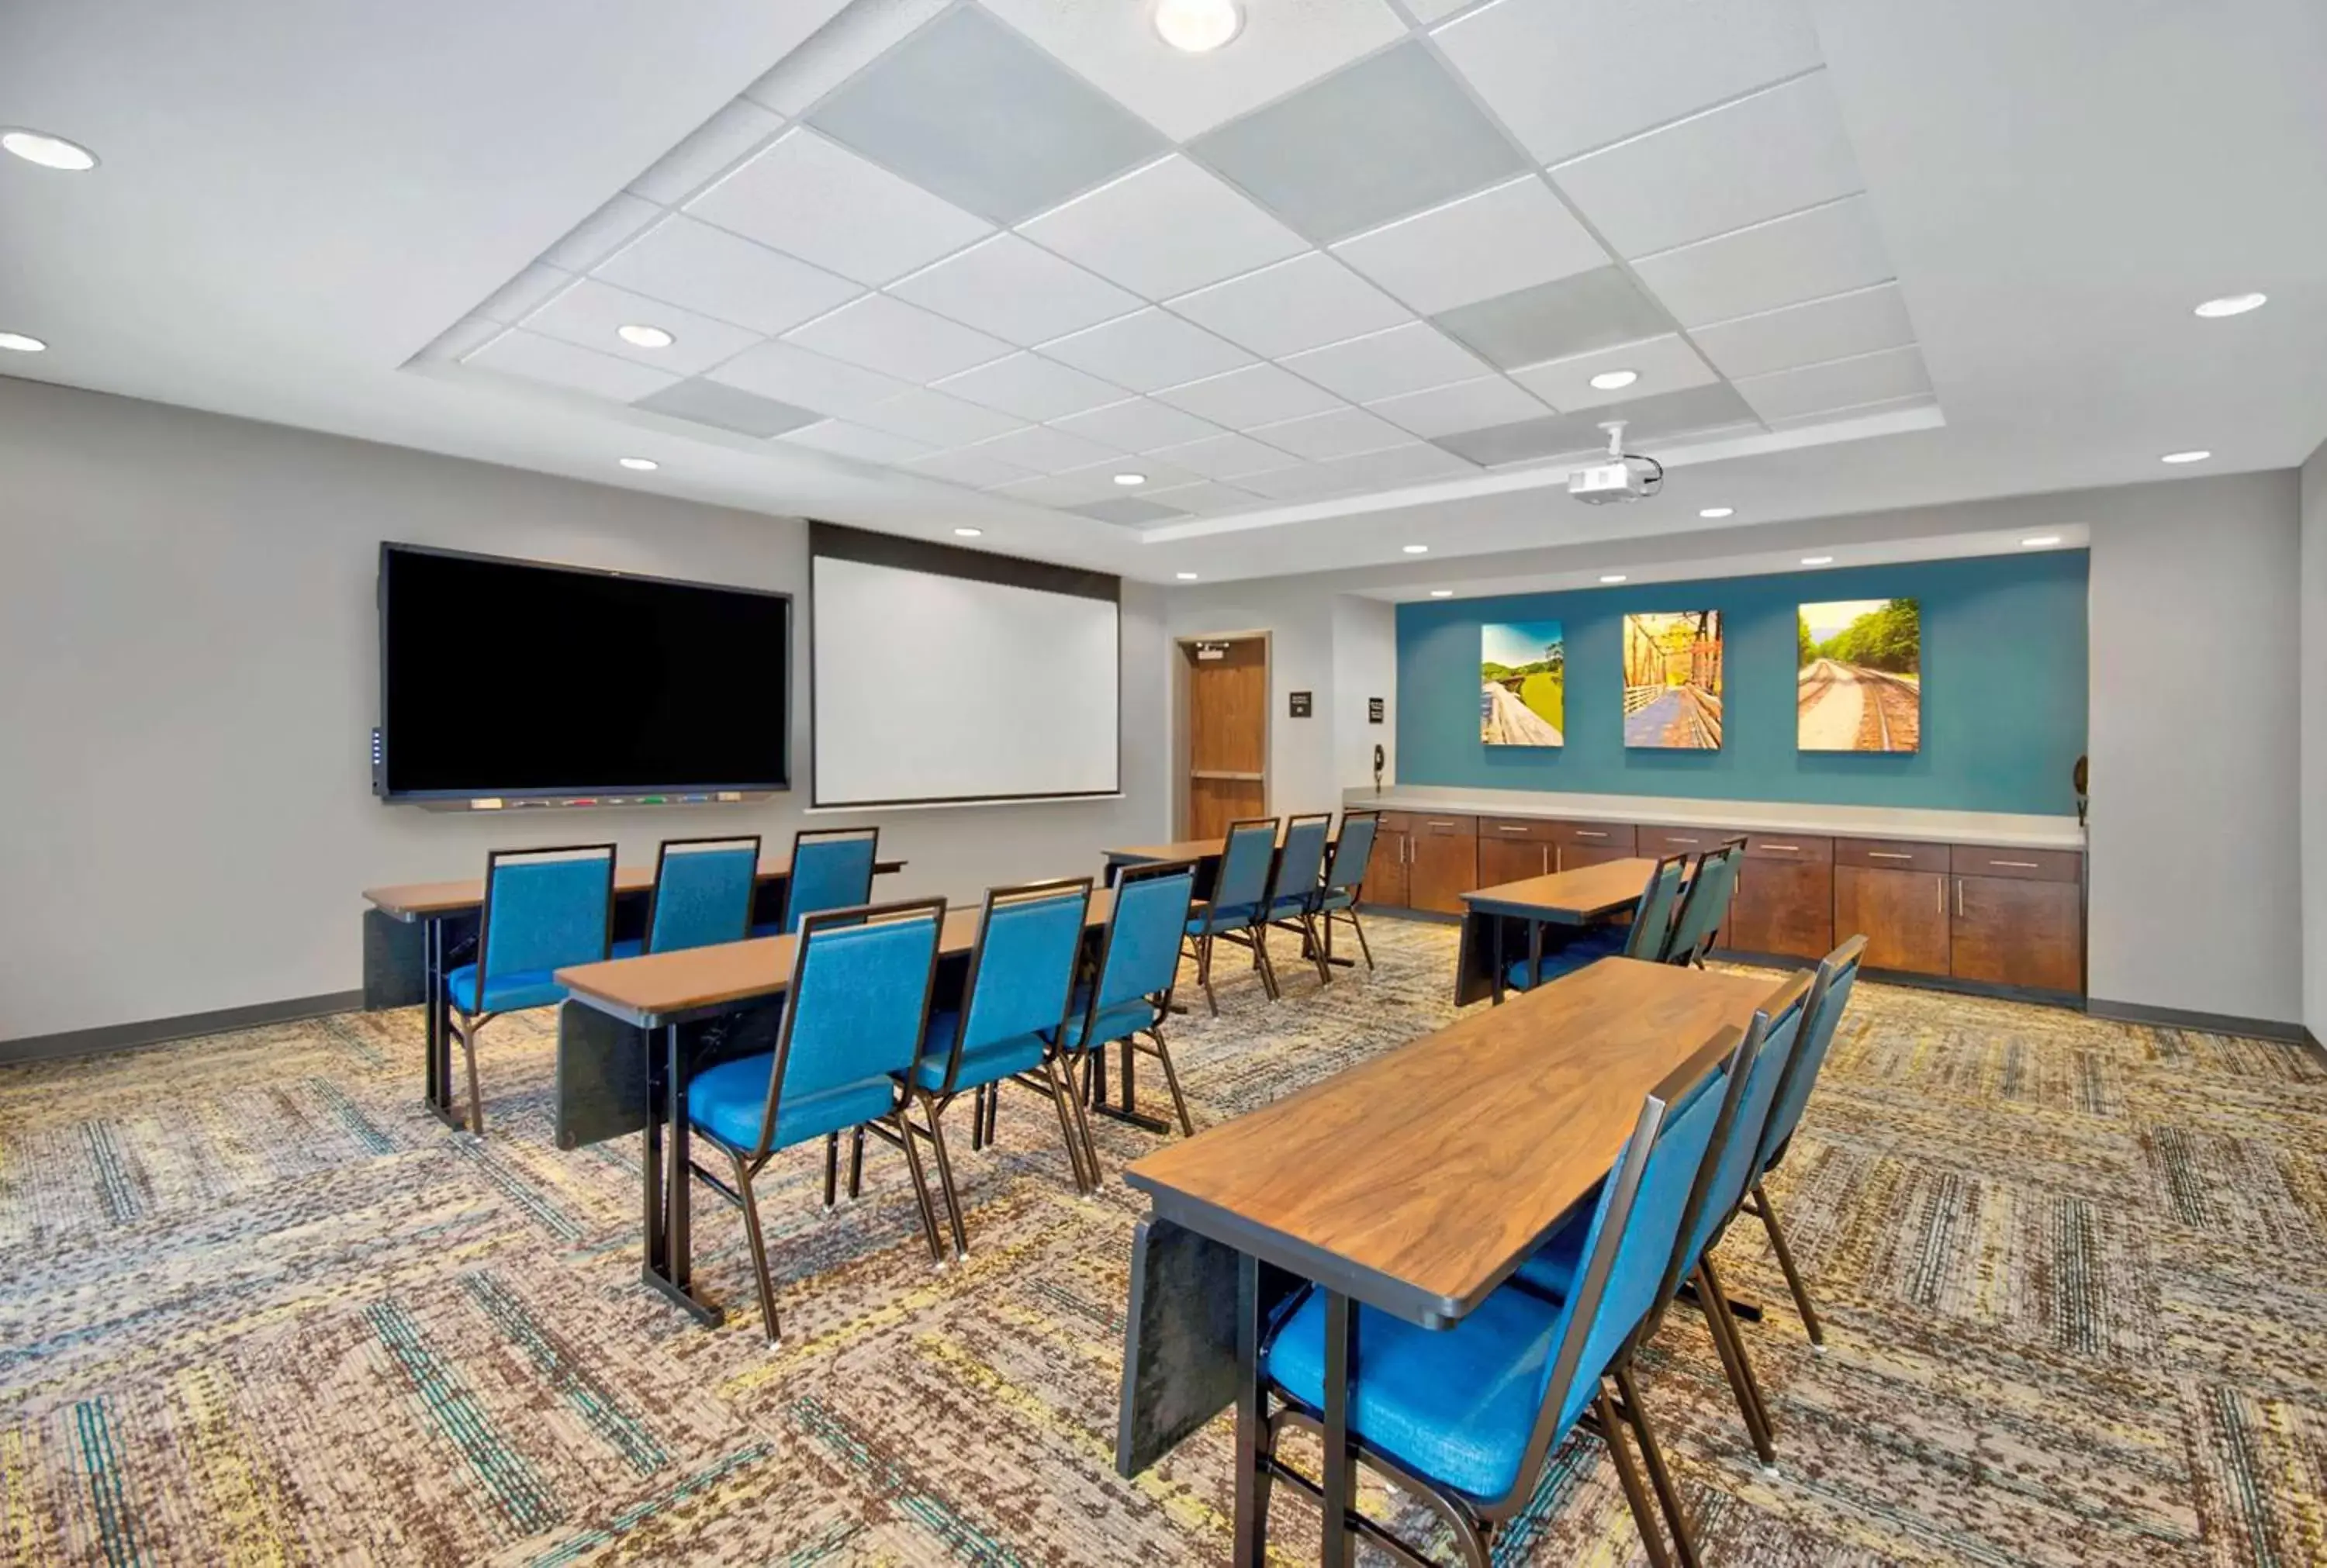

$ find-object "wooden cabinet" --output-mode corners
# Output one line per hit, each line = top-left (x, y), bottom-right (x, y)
(1725, 835), (1833, 959)
(1558, 845), (1637, 872)
(1949, 848), (2082, 992)
(1637, 824), (1740, 859)
(1834, 864), (1951, 974)
(1362, 812), (1409, 909)
(1477, 834), (1549, 887)
(1406, 814), (1478, 915)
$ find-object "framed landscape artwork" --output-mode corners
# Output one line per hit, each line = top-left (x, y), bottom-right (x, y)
(1622, 611), (1724, 748)
(1798, 599), (1921, 751)
(1480, 621), (1565, 746)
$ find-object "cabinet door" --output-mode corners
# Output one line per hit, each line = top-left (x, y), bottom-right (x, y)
(1725, 858), (1834, 960)
(1558, 844), (1637, 872)
(1407, 832), (1480, 915)
(1363, 830), (1408, 910)
(1834, 865), (1950, 975)
(1477, 837), (1547, 889)
(1952, 876), (2083, 992)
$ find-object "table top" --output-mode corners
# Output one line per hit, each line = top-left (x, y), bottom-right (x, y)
(362, 855), (908, 920)
(1122, 958), (1788, 1326)
(555, 887), (1116, 1028)
(1460, 858), (1658, 922)
(1104, 827), (1330, 864)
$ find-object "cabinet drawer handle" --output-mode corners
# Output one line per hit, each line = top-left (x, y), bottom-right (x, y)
(1955, 878), (1964, 918)
(1868, 851), (1914, 861)
(1666, 836), (1699, 844)
(1426, 820), (1456, 828)
(1496, 824), (1528, 834)
(1937, 878), (1945, 914)
(1760, 842), (1800, 852)
(1574, 830), (1609, 839)
(1989, 858), (2040, 869)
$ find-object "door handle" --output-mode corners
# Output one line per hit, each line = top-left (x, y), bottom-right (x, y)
(1869, 851), (1914, 861)
(1954, 878), (1963, 918)
(1574, 830), (1608, 839)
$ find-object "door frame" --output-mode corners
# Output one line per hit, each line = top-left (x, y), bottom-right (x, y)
(1172, 630), (1271, 838)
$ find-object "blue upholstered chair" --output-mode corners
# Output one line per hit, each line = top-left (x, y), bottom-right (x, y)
(1260, 812), (1335, 989)
(1181, 817), (1279, 1014)
(1662, 838), (1746, 967)
(752, 826), (878, 938)
(1502, 850), (1691, 993)
(1252, 1022), (1751, 1567)
(1739, 934), (1866, 1349)
(1053, 860), (1198, 1171)
(684, 898), (948, 1346)
(442, 844), (616, 1135)
(1316, 811), (1380, 971)
(611, 835), (761, 958)
(902, 879), (1093, 1257)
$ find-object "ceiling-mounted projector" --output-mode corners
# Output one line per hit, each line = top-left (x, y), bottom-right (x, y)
(1569, 420), (1664, 505)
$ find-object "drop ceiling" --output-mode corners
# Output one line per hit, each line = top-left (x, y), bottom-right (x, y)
(2, 0), (2323, 585)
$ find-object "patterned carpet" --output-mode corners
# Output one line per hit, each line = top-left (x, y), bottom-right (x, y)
(2, 917), (2323, 1566)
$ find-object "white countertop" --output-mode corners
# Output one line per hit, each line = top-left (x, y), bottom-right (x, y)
(1342, 786), (2085, 851)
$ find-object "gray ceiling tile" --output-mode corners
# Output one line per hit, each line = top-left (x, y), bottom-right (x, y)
(1191, 41), (1527, 243)
(1595, 382), (1762, 441)
(1433, 267), (1675, 370)
(1430, 411), (1603, 466)
(807, 7), (1167, 226)
(634, 378), (822, 437)
(1067, 497), (1187, 525)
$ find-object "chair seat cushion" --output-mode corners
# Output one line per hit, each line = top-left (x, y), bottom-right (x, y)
(1054, 987), (1159, 1050)
(911, 1010), (1048, 1093)
(1186, 900), (1260, 934)
(749, 921), (784, 941)
(1502, 945), (1605, 993)
(610, 938), (645, 960)
(443, 963), (567, 1016)
(686, 1052), (896, 1153)
(1509, 1204), (1596, 1303)
(1264, 1282), (1565, 1502)
(1318, 887), (1359, 912)
(1266, 893), (1315, 919)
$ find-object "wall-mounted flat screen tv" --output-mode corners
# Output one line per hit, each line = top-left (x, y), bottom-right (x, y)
(376, 544), (790, 801)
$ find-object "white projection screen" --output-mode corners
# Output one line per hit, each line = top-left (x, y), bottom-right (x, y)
(809, 530), (1120, 808)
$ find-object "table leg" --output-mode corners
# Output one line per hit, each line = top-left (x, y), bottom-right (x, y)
(1490, 914), (1506, 1006)
(1233, 1252), (1271, 1568)
(641, 1020), (722, 1328)
(420, 916), (461, 1128)
(1527, 920), (1544, 997)
(1320, 1289), (1356, 1568)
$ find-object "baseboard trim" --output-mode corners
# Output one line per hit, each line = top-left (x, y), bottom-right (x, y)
(1, 990), (368, 1065)
(2085, 997), (2305, 1045)
(2308, 1027), (2326, 1066)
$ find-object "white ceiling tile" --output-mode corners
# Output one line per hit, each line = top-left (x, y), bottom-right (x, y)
(888, 233), (1140, 347)
(1038, 309), (1253, 392)
(1508, 333), (1719, 411)
(855, 387), (1026, 446)
(1318, 442), (1478, 489)
(1150, 362), (1342, 427)
(1048, 397), (1224, 452)
(1692, 282), (1916, 379)
(1236, 463), (1347, 500)
(542, 194), (661, 273)
(1437, 0), (1824, 164)
(980, 0), (1407, 140)
(1281, 322), (1493, 403)
(1018, 156), (1307, 299)
(783, 292), (1013, 382)
(1140, 479), (1267, 514)
(685, 128), (993, 285)
(417, 316), (503, 363)
(1332, 178), (1609, 316)
(628, 98), (786, 205)
(593, 215), (860, 337)
(777, 419), (935, 465)
(520, 278), (761, 376)
(1549, 73), (1864, 258)
(1732, 345), (1932, 422)
(1147, 430), (1309, 480)
(932, 352), (1128, 421)
(1764, 392), (1937, 431)
(1364, 375), (1551, 437)
(1632, 195), (1894, 327)
(1247, 406), (1414, 461)
(704, 339), (913, 417)
(462, 330), (679, 402)
(743, 0), (951, 116)
(962, 423), (1125, 475)
(1167, 252), (1410, 360)
(475, 263), (576, 325)
(904, 447), (1039, 489)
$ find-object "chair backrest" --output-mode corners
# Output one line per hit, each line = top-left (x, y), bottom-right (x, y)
(1209, 818), (1280, 920)
(1661, 841), (1743, 965)
(1088, 860), (1198, 1017)
(1322, 812), (1379, 895)
(755, 898), (945, 1157)
(1620, 852), (1690, 961)
(478, 845), (617, 981)
(933, 879), (1093, 1095)
(1753, 935), (1866, 1179)
(645, 835), (762, 954)
(782, 827), (879, 934)
(1675, 971), (1814, 1276)
(1267, 813), (1333, 907)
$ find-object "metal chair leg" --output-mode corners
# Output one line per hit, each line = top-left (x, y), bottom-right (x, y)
(1144, 1027), (1195, 1136)
(1066, 1052), (1104, 1189)
(918, 1093), (970, 1260)
(1303, 913), (1331, 983)
(730, 1153), (781, 1347)
(1595, 1387), (1675, 1568)
(968, 1086), (987, 1152)
(822, 1132), (839, 1210)
(847, 1126), (866, 1199)
(1250, 924), (1281, 1000)
(1199, 932), (1219, 1017)
(1694, 1260), (1777, 1463)
(1753, 1181), (1825, 1347)
(1040, 1053), (1094, 1192)
(455, 1015), (486, 1136)
(1347, 909), (1374, 971)
(886, 1111), (948, 1266)
(1615, 1361), (1703, 1568)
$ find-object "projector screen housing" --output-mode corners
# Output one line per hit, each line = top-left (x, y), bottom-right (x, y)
(809, 523), (1121, 809)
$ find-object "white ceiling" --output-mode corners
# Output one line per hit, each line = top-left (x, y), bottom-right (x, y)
(2, 0), (2322, 587)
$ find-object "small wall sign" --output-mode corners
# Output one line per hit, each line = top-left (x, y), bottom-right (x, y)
(1368, 697), (1385, 724)
(1288, 690), (1313, 718)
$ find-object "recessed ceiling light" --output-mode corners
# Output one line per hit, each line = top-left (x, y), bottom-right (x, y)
(2160, 449), (2211, 464)
(1429, 589), (1454, 598)
(1699, 506), (1734, 519)
(1589, 369), (1640, 392)
(1402, 544), (1429, 554)
(1, 129), (98, 171)
(1114, 472), (1146, 486)
(953, 527), (984, 537)
(1154, 0), (1243, 53)
(1801, 555), (1834, 566)
(2193, 292), (2266, 319)
(1599, 573), (1627, 584)
(617, 456), (658, 471)
(617, 323), (675, 349)
(1176, 571), (1200, 581)
(2021, 535), (2062, 547)
(0, 330), (47, 352)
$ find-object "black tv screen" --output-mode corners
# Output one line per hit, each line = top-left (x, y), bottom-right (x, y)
(377, 544), (790, 800)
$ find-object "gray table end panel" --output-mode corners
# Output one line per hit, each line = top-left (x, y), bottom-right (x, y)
(556, 1001), (651, 1150)
(362, 908), (427, 1010)
(1115, 1216), (1301, 1478)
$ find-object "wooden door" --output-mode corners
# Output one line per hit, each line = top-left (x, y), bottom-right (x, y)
(1407, 820), (1478, 915)
(1834, 865), (1949, 974)
(1184, 638), (1265, 838)
(1363, 829), (1407, 909)
(1477, 837), (1547, 888)
(1952, 876), (2083, 992)
(1727, 859), (1835, 959)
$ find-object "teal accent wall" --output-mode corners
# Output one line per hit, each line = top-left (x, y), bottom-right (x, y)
(1398, 551), (2089, 813)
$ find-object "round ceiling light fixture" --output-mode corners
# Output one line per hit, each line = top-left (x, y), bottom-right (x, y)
(1429, 589), (1454, 598)
(1698, 506), (1734, 519)
(1154, 0), (1243, 54)
(2160, 449), (2211, 465)
(617, 456), (659, 471)
(1801, 554), (1834, 566)
(2193, 292), (2266, 319)
(1176, 571), (1201, 580)
(617, 323), (675, 349)
(1113, 472), (1146, 486)
(1599, 573), (1627, 584)
(2021, 534), (2062, 547)
(0, 331), (47, 353)
(1589, 369), (1640, 392)
(1402, 544), (1429, 554)
(1, 129), (99, 171)
(953, 527), (984, 537)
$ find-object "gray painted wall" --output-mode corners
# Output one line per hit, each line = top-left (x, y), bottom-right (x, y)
(0, 378), (1167, 1044)
(2303, 440), (2327, 1041)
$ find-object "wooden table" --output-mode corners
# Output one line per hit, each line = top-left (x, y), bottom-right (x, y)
(1454, 856), (1658, 1007)
(1119, 958), (1783, 1565)
(554, 889), (1114, 1328)
(360, 854), (904, 1128)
